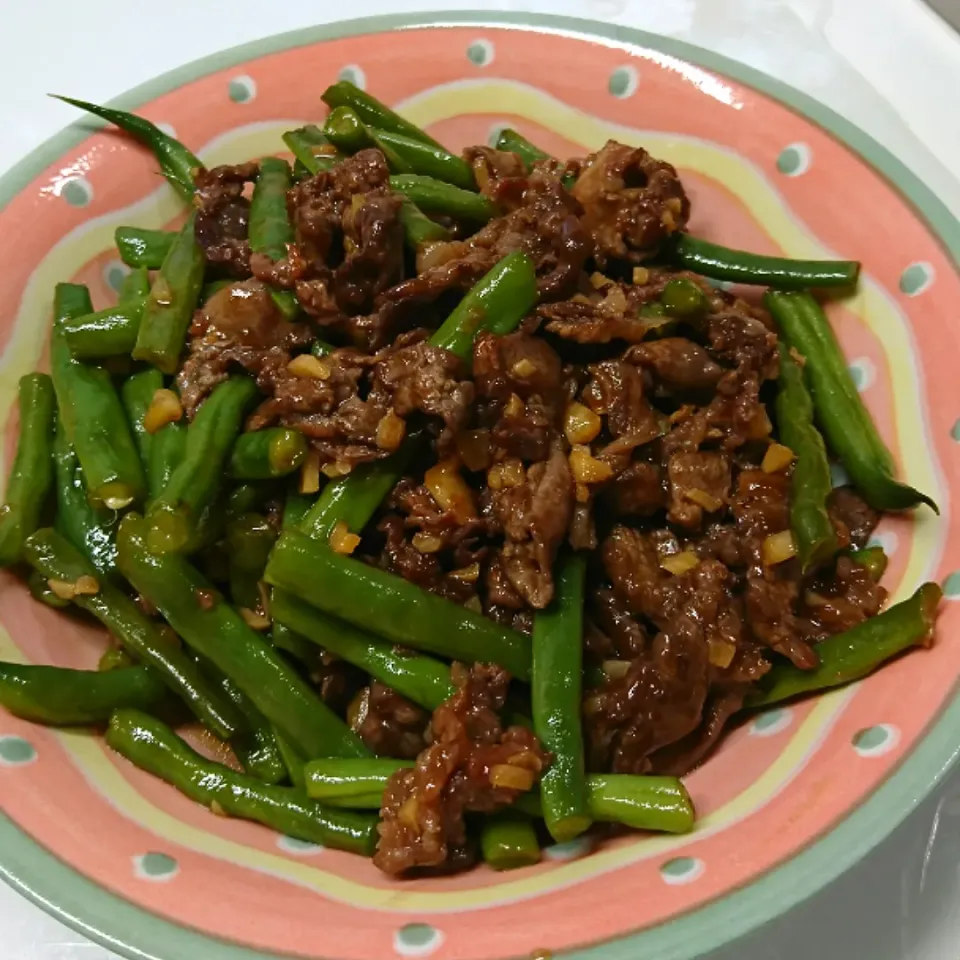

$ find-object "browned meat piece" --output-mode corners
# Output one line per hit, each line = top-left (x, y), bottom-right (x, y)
(176, 279), (313, 415)
(372, 339), (474, 444)
(463, 146), (528, 209)
(485, 554), (526, 610)
(350, 682), (429, 760)
(732, 470), (822, 668)
(628, 338), (725, 393)
(571, 140), (689, 266)
(193, 162), (258, 277)
(704, 304), (779, 380)
(605, 461), (665, 516)
(591, 588), (648, 660)
(569, 500), (597, 551)
(335, 191), (405, 312)
(381, 166), (590, 307)
(828, 486), (879, 549)
(375, 664), (548, 876)
(666, 450), (732, 529)
(804, 556), (887, 634)
(486, 447), (574, 608)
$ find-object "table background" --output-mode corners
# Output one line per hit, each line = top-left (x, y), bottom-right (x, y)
(1, 1), (958, 958)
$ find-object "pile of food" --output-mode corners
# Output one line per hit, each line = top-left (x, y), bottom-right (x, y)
(0, 81), (940, 877)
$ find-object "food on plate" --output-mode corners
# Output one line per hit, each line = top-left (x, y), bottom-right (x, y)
(0, 81), (940, 877)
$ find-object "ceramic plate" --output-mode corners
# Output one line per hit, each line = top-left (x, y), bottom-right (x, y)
(0, 12), (958, 960)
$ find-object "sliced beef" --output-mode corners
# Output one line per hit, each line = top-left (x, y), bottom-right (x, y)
(486, 447), (574, 608)
(666, 450), (731, 529)
(628, 338), (725, 394)
(350, 681), (429, 760)
(463, 146), (528, 208)
(571, 140), (689, 266)
(828, 486), (880, 549)
(176, 279), (313, 415)
(374, 664), (548, 876)
(193, 162), (258, 277)
(605, 461), (666, 516)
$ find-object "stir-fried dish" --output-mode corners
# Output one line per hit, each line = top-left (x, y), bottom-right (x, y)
(0, 82), (941, 876)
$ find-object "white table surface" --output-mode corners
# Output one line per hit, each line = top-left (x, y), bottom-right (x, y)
(1, 1), (959, 958)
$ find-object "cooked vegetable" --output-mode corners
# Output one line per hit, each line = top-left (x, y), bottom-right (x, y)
(0, 663), (166, 725)
(766, 291), (936, 512)
(265, 529), (532, 680)
(61, 301), (145, 359)
(51, 284), (146, 510)
(494, 128), (551, 168)
(748, 583), (941, 707)
(228, 428), (308, 480)
(116, 513), (369, 759)
(848, 546), (888, 581)
(0, 375), (56, 566)
(249, 157), (299, 319)
(481, 812), (541, 870)
(776, 344), (838, 571)
(106, 709), (378, 854)
(121, 368), (164, 473)
(282, 124), (341, 174)
(24, 527), (242, 739)
(532, 552), (590, 843)
(389, 174), (498, 222)
(133, 214), (205, 374)
(115, 227), (174, 269)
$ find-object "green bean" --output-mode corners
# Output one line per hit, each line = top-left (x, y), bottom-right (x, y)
(99, 647), (135, 672)
(146, 377), (258, 553)
(300, 252), (536, 542)
(369, 126), (474, 190)
(228, 429), (308, 480)
(133, 214), (206, 374)
(494, 129), (551, 168)
(147, 421), (186, 504)
(747, 582), (941, 708)
(776, 343), (838, 571)
(189, 653), (287, 785)
(673, 235), (860, 290)
(282, 125), (342, 176)
(273, 727), (307, 789)
(390, 175), (498, 222)
(51, 285), (146, 510)
(265, 529), (532, 680)
(311, 338), (334, 358)
(24, 527), (243, 739)
(482, 812), (541, 870)
(848, 546), (888, 581)
(397, 196), (451, 247)
(115, 227), (175, 270)
(532, 552), (590, 843)
(323, 107), (413, 173)
(60, 300), (146, 359)
(765, 291), (936, 512)
(0, 662), (166, 725)
(282, 490), (312, 528)
(226, 510), (275, 614)
(305, 758), (414, 802)
(121, 369), (164, 474)
(55, 97), (202, 203)
(309, 759), (695, 834)
(52, 418), (118, 578)
(271, 588), (456, 710)
(249, 157), (299, 320)
(0, 374), (56, 566)
(116, 513), (369, 760)
(321, 80), (445, 150)
(118, 266), (151, 302)
(106, 709), (377, 855)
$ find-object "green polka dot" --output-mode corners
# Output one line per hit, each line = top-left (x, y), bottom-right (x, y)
(660, 856), (704, 884)
(338, 65), (366, 89)
(61, 177), (92, 207)
(776, 143), (811, 176)
(899, 262), (934, 296)
(228, 76), (257, 103)
(943, 571), (960, 598)
(951, 419), (960, 442)
(105, 261), (129, 293)
(608, 66), (638, 98)
(853, 726), (888, 751)
(466, 39), (494, 67)
(394, 922), (443, 956)
(135, 852), (178, 880)
(0, 735), (36, 766)
(753, 709), (784, 731)
(544, 836), (592, 860)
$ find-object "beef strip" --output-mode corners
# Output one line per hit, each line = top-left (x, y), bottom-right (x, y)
(193, 162), (258, 277)
(351, 681), (429, 760)
(375, 663), (548, 876)
(570, 140), (689, 266)
(828, 486), (880, 548)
